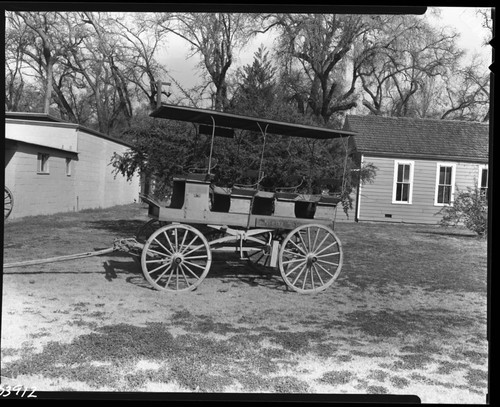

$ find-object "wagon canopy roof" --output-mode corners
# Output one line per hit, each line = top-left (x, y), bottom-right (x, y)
(150, 104), (356, 139)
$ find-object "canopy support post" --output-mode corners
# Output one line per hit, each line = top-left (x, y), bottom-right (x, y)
(256, 123), (269, 190)
(208, 115), (216, 176)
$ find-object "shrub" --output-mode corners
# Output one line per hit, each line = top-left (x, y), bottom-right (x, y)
(439, 185), (488, 236)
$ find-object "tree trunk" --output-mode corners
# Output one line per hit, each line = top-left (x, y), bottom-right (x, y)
(44, 59), (54, 114)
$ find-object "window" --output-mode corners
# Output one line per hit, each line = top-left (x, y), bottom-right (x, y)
(393, 161), (414, 204)
(66, 158), (72, 176)
(37, 153), (50, 174)
(435, 163), (455, 205)
(479, 166), (488, 197)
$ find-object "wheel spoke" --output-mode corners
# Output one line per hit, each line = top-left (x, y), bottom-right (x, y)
(154, 264), (174, 284)
(153, 237), (173, 256)
(297, 231), (309, 253)
(282, 257), (305, 265)
(183, 259), (206, 270)
(181, 262), (201, 279)
(146, 247), (171, 258)
(179, 235), (199, 255)
(292, 264), (308, 286)
(183, 254), (208, 261)
(248, 250), (266, 263)
(284, 257), (307, 277)
(262, 256), (271, 267)
(301, 267), (308, 290)
(314, 240), (338, 257)
(315, 261), (336, 278)
(312, 263), (325, 286)
(176, 266), (180, 290)
(316, 251), (341, 258)
(310, 264), (315, 289)
(145, 258), (171, 264)
(162, 230), (176, 253)
(283, 248), (306, 259)
(311, 227), (320, 252)
(179, 229), (189, 251)
(182, 242), (206, 258)
(288, 239), (307, 256)
(174, 228), (179, 251)
(312, 233), (330, 256)
(178, 264), (192, 287)
(317, 258), (339, 267)
(147, 261), (171, 275)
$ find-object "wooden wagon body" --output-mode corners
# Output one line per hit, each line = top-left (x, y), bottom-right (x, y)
(137, 104), (356, 293)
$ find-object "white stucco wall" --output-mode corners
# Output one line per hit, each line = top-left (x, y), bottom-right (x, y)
(5, 120), (78, 152)
(4, 119), (140, 219)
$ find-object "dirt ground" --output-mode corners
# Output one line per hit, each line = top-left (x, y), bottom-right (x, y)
(1, 204), (489, 402)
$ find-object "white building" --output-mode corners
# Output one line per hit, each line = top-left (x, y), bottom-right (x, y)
(344, 115), (489, 224)
(4, 112), (140, 219)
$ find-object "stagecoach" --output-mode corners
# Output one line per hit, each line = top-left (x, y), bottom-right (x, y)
(134, 104), (356, 294)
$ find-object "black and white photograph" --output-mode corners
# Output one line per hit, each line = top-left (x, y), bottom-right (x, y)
(2, 3), (492, 403)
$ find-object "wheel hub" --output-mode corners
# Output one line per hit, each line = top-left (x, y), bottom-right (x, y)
(172, 254), (184, 265)
(306, 254), (317, 266)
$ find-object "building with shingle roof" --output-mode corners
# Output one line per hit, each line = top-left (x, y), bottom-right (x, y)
(342, 115), (489, 224)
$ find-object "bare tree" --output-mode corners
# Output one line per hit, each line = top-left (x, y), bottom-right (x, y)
(476, 8), (493, 47)
(160, 13), (254, 110)
(264, 13), (371, 124)
(5, 15), (29, 111)
(439, 55), (490, 121)
(354, 14), (463, 118)
(114, 13), (170, 109)
(8, 11), (77, 114)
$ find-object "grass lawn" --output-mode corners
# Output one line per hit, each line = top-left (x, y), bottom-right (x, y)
(1, 203), (489, 402)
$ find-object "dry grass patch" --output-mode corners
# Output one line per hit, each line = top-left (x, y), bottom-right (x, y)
(2, 204), (488, 402)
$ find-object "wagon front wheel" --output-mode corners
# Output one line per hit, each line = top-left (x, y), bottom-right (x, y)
(141, 224), (212, 292)
(279, 224), (343, 293)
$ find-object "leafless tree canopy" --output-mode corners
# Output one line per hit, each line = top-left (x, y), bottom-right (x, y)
(5, 10), (492, 136)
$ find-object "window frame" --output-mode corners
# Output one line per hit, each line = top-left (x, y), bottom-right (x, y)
(434, 162), (456, 206)
(37, 153), (50, 174)
(392, 160), (415, 204)
(478, 165), (488, 197)
(66, 157), (72, 176)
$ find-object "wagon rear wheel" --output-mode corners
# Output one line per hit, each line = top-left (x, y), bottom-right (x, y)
(279, 224), (343, 293)
(141, 224), (212, 292)
(4, 187), (13, 220)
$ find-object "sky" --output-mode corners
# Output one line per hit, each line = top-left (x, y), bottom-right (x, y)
(431, 7), (491, 59)
(161, 6), (492, 98)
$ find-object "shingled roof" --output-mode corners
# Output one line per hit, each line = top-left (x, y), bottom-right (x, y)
(344, 115), (489, 163)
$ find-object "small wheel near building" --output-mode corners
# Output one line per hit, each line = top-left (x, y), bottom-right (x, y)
(278, 224), (343, 293)
(4, 187), (14, 220)
(141, 223), (212, 292)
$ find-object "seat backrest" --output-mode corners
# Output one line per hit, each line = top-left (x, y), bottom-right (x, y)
(275, 175), (304, 193)
(188, 157), (218, 174)
(233, 169), (264, 189)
